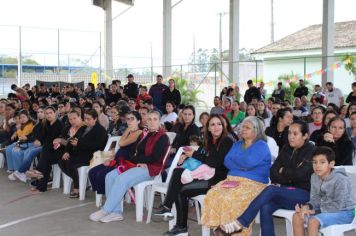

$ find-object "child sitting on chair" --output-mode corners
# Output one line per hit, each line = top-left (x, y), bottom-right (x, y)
(292, 146), (356, 236)
(180, 135), (215, 184)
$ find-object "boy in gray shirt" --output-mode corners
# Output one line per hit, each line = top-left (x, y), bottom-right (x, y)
(292, 146), (355, 235)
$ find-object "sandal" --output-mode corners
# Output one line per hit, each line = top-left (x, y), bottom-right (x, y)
(69, 192), (79, 198)
(213, 226), (230, 236)
(26, 170), (44, 179)
(220, 220), (243, 234)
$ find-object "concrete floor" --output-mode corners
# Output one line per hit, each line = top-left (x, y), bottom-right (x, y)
(0, 168), (355, 236)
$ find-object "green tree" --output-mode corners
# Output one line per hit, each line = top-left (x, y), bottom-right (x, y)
(173, 77), (205, 106)
(277, 73), (313, 102)
(342, 54), (356, 80)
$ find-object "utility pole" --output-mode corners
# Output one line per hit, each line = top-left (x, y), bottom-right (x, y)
(218, 12), (228, 81)
(150, 42), (153, 82)
(192, 34), (196, 72)
(271, 0), (274, 43)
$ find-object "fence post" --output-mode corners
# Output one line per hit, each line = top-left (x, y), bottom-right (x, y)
(18, 26), (22, 87)
(255, 60), (258, 84)
(180, 64), (183, 80)
(214, 63), (217, 97)
(99, 32), (102, 83)
(303, 57), (306, 80)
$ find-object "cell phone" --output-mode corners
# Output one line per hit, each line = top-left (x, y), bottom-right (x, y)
(221, 181), (240, 188)
(183, 146), (192, 151)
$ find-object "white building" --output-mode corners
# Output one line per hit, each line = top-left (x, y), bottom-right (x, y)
(252, 21), (356, 94)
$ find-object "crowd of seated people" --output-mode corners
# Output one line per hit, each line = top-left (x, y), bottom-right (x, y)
(0, 76), (355, 236)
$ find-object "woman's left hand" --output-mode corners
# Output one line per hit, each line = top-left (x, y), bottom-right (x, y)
(183, 149), (194, 157)
(70, 138), (78, 146)
(62, 152), (70, 160)
(137, 163), (147, 168)
(178, 154), (188, 165)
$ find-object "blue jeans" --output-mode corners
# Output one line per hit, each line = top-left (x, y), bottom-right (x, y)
(238, 185), (310, 236)
(18, 145), (42, 173)
(103, 167), (152, 214)
(6, 142), (34, 171)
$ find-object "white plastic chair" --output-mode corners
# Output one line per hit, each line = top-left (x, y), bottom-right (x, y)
(166, 132), (176, 145)
(62, 166), (90, 201)
(133, 145), (172, 222)
(319, 165), (356, 236)
(266, 136), (279, 163)
(146, 146), (199, 224)
(191, 194), (211, 236)
(95, 136), (121, 206)
(52, 164), (62, 189)
(145, 147), (184, 223)
(0, 152), (5, 168)
(272, 209), (295, 236)
(64, 136), (121, 201)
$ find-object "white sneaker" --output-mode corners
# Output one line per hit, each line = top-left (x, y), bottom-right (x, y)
(14, 171), (27, 183)
(8, 173), (16, 181)
(6, 170), (13, 174)
(99, 213), (124, 223)
(89, 209), (109, 222)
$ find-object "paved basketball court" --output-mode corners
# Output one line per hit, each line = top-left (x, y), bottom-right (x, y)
(0, 169), (355, 236)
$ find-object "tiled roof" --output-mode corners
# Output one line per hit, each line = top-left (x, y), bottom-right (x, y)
(254, 21), (356, 54)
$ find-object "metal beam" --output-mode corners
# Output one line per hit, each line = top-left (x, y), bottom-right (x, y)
(172, 0), (184, 9)
(163, 0), (172, 78)
(104, 0), (113, 79)
(321, 0), (334, 85)
(229, 0), (240, 84)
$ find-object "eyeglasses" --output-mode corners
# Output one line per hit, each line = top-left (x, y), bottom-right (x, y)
(126, 116), (136, 121)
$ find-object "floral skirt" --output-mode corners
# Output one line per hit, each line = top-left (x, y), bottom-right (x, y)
(201, 176), (266, 236)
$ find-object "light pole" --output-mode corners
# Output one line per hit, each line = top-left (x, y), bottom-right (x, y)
(218, 12), (228, 82)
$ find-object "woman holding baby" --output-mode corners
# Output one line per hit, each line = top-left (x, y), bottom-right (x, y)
(154, 114), (234, 236)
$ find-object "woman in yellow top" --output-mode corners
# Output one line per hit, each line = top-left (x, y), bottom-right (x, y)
(6, 109), (35, 180)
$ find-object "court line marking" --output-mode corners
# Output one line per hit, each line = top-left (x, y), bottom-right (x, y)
(0, 201), (94, 230)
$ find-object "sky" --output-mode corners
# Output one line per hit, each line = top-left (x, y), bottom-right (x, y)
(0, 0), (355, 68)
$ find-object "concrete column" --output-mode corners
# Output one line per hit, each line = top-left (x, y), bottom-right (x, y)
(104, 0), (114, 79)
(163, 0), (172, 78)
(321, 0), (334, 86)
(229, 0), (240, 84)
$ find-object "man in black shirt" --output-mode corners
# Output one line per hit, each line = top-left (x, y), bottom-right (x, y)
(244, 80), (261, 104)
(272, 82), (285, 102)
(123, 74), (139, 99)
(293, 79), (309, 98)
(106, 83), (122, 106)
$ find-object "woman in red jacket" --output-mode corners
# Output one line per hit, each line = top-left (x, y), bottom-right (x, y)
(89, 111), (170, 223)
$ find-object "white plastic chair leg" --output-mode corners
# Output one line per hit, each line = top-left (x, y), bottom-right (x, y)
(202, 225), (211, 236)
(285, 219), (293, 236)
(194, 200), (201, 224)
(125, 192), (132, 203)
(52, 164), (61, 189)
(96, 193), (103, 207)
(0, 153), (5, 169)
(78, 166), (89, 201)
(62, 173), (72, 194)
(146, 186), (157, 224)
(134, 185), (145, 222)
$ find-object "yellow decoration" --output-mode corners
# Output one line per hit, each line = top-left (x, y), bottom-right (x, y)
(91, 72), (98, 88)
